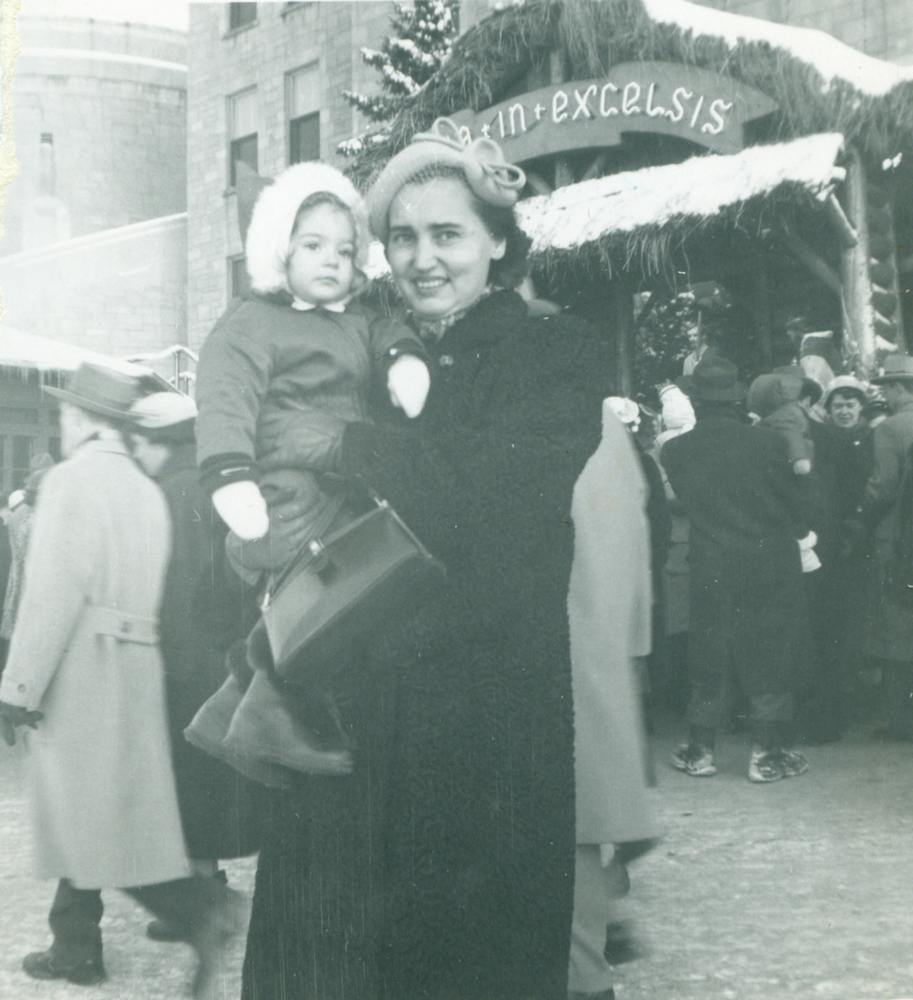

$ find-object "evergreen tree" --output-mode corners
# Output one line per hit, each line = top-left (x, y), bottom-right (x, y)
(339, 0), (459, 156)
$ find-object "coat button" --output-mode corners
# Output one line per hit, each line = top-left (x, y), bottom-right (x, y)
(17, 683), (26, 693)
(121, 622), (132, 634)
(439, 355), (454, 367)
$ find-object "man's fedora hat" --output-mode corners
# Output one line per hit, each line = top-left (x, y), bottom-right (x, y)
(677, 355), (747, 402)
(870, 354), (913, 384)
(43, 362), (143, 420)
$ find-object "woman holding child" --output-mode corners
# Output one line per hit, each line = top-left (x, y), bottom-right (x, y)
(235, 121), (612, 999)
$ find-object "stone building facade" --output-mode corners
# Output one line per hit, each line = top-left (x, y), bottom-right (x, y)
(4, 15), (188, 254)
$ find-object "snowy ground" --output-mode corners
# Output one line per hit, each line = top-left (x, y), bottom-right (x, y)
(2, 715), (913, 1000)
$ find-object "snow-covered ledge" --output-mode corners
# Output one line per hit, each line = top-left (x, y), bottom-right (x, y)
(516, 133), (846, 252)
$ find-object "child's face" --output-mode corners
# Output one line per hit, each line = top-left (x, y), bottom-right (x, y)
(286, 202), (357, 305)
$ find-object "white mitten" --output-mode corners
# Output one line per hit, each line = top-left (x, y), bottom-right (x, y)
(797, 530), (821, 573)
(212, 481), (269, 541)
(387, 355), (430, 419)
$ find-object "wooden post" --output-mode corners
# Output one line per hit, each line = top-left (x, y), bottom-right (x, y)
(840, 145), (877, 369)
(549, 50), (574, 189)
(608, 278), (635, 396)
(752, 251), (773, 371)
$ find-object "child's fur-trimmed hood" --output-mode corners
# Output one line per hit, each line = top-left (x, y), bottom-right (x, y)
(245, 162), (370, 296)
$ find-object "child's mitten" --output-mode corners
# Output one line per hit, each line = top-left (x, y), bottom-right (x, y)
(212, 480), (270, 540)
(388, 355), (430, 419)
(798, 530), (821, 572)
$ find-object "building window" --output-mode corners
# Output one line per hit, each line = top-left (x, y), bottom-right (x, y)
(229, 255), (251, 300)
(228, 4), (257, 31)
(12, 435), (32, 488)
(228, 88), (258, 187)
(288, 64), (320, 165)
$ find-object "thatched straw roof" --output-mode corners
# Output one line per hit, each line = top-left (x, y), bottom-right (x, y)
(347, 0), (913, 188)
(517, 131), (846, 274)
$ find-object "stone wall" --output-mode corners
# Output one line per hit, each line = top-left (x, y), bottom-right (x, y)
(4, 17), (188, 254)
(0, 214), (188, 358)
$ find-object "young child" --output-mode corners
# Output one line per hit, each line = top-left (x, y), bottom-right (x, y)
(195, 162), (430, 570)
(746, 367), (819, 475)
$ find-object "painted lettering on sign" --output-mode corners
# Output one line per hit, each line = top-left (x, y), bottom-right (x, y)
(450, 61), (778, 162)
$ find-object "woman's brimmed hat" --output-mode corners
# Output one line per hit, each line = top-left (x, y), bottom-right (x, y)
(366, 118), (527, 244)
(43, 362), (143, 420)
(677, 355), (746, 403)
(822, 374), (867, 409)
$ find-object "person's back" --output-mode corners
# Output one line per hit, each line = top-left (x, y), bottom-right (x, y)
(662, 409), (804, 571)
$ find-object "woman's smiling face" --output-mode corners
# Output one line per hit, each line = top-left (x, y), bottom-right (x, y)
(385, 176), (506, 321)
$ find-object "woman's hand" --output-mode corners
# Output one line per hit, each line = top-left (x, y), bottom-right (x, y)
(387, 355), (431, 419)
(226, 492), (314, 575)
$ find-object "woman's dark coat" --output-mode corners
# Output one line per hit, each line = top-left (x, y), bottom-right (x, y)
(154, 442), (264, 859)
(661, 409), (813, 698)
(241, 290), (611, 1000)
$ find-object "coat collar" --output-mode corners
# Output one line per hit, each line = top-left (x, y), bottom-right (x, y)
(74, 435), (131, 458)
(431, 290), (528, 351)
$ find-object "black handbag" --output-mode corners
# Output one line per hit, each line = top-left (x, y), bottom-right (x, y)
(261, 495), (445, 682)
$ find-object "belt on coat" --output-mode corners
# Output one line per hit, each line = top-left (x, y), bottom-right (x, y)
(84, 606), (159, 645)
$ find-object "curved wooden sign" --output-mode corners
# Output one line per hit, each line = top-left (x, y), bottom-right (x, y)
(450, 62), (779, 160)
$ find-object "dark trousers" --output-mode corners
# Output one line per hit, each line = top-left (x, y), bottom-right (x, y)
(47, 875), (223, 963)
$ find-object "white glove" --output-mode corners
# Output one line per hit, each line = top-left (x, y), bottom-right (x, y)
(387, 355), (430, 419)
(797, 531), (821, 573)
(212, 481), (269, 541)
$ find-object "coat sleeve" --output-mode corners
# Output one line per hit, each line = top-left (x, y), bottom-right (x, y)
(864, 419), (905, 518)
(195, 301), (275, 492)
(0, 467), (100, 710)
(340, 312), (611, 659)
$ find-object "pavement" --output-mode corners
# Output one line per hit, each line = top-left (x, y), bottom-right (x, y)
(2, 717), (913, 1000)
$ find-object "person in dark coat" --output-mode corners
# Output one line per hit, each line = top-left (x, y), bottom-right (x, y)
(239, 119), (610, 1000)
(852, 355), (913, 739)
(127, 392), (265, 940)
(799, 376), (873, 742)
(660, 356), (813, 783)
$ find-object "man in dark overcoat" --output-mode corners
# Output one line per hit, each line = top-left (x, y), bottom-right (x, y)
(661, 356), (813, 783)
(855, 354), (913, 738)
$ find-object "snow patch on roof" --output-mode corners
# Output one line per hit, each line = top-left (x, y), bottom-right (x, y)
(0, 329), (157, 375)
(517, 133), (845, 251)
(641, 0), (913, 96)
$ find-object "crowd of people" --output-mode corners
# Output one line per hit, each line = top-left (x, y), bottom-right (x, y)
(0, 117), (910, 1000)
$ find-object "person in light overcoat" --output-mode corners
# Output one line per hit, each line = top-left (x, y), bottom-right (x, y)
(0, 363), (242, 998)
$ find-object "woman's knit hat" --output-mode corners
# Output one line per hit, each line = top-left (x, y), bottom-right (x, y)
(244, 162), (371, 297)
(366, 118), (526, 244)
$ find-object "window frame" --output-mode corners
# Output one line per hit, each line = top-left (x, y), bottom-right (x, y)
(286, 62), (321, 166)
(227, 87), (259, 189)
(227, 3), (258, 34)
